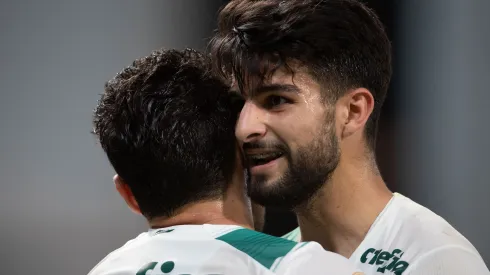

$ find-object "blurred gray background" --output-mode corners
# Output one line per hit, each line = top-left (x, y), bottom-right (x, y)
(0, 1), (488, 274)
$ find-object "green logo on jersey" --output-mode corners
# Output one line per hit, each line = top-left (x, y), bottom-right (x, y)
(136, 261), (175, 275)
(360, 248), (409, 274)
(136, 261), (222, 275)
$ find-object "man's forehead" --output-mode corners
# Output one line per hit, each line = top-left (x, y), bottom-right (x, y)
(229, 67), (311, 96)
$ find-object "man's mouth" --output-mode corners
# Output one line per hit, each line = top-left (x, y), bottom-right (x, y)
(246, 151), (284, 167)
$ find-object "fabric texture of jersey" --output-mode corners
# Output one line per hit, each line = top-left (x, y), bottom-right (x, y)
(283, 193), (489, 274)
(88, 224), (362, 275)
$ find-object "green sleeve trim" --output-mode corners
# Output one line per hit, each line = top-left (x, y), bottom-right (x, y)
(216, 228), (298, 269)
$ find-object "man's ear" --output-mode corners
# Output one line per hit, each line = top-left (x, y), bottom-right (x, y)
(114, 174), (141, 215)
(339, 88), (374, 139)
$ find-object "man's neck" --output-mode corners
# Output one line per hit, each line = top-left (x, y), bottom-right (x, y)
(149, 200), (254, 229)
(150, 163), (254, 230)
(295, 157), (393, 258)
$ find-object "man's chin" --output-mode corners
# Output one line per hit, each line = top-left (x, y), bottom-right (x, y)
(249, 173), (283, 190)
(247, 177), (294, 208)
(247, 174), (323, 209)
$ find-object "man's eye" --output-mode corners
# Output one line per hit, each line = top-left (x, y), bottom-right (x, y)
(265, 95), (289, 108)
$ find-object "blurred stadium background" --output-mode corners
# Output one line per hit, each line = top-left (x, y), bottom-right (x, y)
(0, 1), (488, 274)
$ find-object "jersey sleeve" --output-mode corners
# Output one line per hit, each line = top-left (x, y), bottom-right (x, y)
(274, 242), (364, 275)
(405, 246), (490, 275)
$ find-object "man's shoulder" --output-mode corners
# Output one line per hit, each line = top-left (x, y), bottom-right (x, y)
(384, 193), (478, 251)
(353, 193), (486, 274)
(89, 225), (323, 275)
(88, 225), (251, 275)
(281, 194), (487, 274)
(87, 231), (151, 275)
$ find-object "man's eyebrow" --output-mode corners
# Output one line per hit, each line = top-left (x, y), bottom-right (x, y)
(256, 84), (300, 95)
(229, 84), (300, 97)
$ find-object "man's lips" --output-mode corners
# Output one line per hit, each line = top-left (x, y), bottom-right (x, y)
(245, 151), (284, 167)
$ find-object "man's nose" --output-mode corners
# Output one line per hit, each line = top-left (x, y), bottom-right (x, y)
(235, 101), (267, 144)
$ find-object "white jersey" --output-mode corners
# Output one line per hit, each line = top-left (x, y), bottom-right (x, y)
(283, 193), (489, 275)
(88, 224), (363, 275)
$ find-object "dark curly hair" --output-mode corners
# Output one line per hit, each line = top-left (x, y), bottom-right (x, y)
(93, 48), (241, 219)
(209, 0), (392, 149)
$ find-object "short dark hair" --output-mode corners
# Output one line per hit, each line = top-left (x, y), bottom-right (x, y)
(209, 0), (392, 149)
(93, 49), (241, 219)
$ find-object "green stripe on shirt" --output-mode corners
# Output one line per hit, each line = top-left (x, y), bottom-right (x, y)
(216, 228), (297, 269)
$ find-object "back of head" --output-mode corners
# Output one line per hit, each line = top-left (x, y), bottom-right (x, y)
(209, 0), (392, 149)
(93, 49), (240, 219)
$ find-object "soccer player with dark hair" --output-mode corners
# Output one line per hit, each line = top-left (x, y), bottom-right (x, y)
(88, 48), (361, 275)
(209, 0), (489, 274)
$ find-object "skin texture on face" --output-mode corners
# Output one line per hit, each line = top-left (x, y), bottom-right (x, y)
(235, 67), (341, 209)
